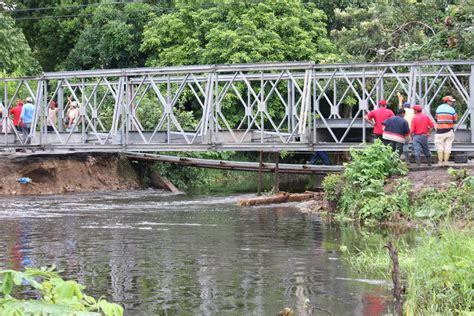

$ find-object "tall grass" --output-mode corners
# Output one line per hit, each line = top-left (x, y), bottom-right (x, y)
(403, 228), (474, 315)
(346, 227), (474, 315)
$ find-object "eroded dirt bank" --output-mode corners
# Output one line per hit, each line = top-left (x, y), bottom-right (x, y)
(0, 153), (140, 196)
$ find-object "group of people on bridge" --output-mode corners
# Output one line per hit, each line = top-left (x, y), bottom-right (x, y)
(364, 95), (458, 166)
(0, 96), (81, 143)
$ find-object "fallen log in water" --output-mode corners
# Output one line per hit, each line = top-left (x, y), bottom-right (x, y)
(237, 192), (321, 206)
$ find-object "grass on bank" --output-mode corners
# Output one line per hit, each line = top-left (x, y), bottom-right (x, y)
(343, 227), (474, 315)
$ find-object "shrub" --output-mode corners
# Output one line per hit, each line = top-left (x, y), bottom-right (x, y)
(0, 266), (123, 316)
(344, 139), (408, 187)
(327, 140), (409, 222)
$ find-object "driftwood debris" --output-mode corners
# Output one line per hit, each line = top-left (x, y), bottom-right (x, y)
(149, 171), (180, 193)
(237, 191), (321, 206)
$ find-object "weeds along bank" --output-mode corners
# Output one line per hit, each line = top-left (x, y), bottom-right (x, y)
(343, 228), (473, 315)
(321, 140), (473, 315)
(322, 141), (473, 225)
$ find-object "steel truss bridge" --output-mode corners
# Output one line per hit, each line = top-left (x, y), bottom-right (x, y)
(1, 60), (473, 153)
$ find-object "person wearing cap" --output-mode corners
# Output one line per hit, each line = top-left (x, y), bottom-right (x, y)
(382, 108), (410, 157)
(435, 96), (457, 165)
(9, 100), (24, 132)
(19, 97), (35, 144)
(364, 99), (395, 141)
(66, 96), (80, 132)
(411, 104), (434, 166)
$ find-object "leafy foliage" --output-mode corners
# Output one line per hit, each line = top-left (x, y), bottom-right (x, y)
(63, 3), (152, 70)
(331, 0), (474, 62)
(413, 169), (473, 222)
(0, 266), (123, 316)
(323, 140), (408, 222)
(403, 228), (474, 315)
(322, 140), (473, 224)
(141, 1), (339, 66)
(0, 13), (41, 75)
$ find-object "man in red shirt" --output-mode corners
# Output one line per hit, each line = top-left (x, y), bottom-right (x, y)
(364, 100), (395, 141)
(411, 105), (434, 166)
(9, 100), (24, 132)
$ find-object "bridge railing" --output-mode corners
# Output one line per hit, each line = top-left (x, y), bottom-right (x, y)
(0, 60), (472, 151)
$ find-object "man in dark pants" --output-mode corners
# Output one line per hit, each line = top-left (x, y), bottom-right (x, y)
(382, 108), (410, 157)
(309, 151), (331, 165)
(411, 105), (434, 166)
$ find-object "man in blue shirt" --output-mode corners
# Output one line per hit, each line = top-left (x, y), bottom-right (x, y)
(19, 97), (35, 144)
(382, 108), (410, 158)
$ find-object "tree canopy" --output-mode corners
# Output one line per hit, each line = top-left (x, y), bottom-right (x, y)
(1, 0), (472, 73)
(331, 0), (474, 62)
(0, 12), (40, 75)
(141, 1), (339, 66)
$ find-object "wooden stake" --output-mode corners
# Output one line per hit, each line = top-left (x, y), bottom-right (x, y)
(274, 152), (280, 193)
(258, 151), (263, 195)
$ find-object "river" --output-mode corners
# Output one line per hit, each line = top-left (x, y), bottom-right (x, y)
(0, 190), (391, 315)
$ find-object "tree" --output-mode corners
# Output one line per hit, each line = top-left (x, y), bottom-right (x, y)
(11, 0), (87, 72)
(141, 1), (339, 66)
(331, 0), (474, 62)
(0, 12), (41, 75)
(63, 3), (152, 70)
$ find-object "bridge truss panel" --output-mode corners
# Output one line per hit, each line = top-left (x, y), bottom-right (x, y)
(0, 60), (472, 152)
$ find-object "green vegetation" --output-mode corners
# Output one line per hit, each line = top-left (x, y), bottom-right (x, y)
(322, 141), (473, 224)
(332, 0), (473, 62)
(322, 140), (408, 223)
(343, 227), (474, 315)
(1, 0), (470, 75)
(326, 141), (473, 315)
(141, 1), (338, 66)
(0, 266), (123, 316)
(0, 13), (40, 76)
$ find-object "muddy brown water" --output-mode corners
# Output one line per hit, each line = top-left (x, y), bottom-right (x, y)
(0, 190), (392, 315)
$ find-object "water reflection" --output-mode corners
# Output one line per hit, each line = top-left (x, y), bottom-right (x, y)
(0, 191), (390, 315)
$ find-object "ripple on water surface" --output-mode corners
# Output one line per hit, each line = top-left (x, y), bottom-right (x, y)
(0, 190), (391, 315)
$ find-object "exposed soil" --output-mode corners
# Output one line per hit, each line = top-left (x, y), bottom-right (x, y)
(406, 166), (473, 191)
(0, 153), (140, 196)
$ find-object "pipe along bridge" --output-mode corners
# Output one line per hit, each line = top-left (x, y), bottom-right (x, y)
(1, 60), (473, 153)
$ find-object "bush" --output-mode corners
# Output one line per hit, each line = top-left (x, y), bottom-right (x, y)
(0, 266), (123, 316)
(326, 140), (409, 222)
(345, 140), (408, 186)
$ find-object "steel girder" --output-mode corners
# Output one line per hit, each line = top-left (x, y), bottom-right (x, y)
(0, 60), (473, 152)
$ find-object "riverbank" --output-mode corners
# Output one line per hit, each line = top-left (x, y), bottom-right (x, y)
(300, 142), (474, 315)
(0, 153), (140, 196)
(300, 165), (473, 215)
